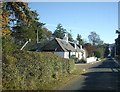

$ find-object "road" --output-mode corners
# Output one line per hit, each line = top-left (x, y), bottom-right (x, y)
(58, 59), (120, 91)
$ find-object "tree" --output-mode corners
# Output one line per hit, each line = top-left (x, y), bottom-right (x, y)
(41, 27), (52, 40)
(1, 2), (32, 34)
(76, 34), (84, 45)
(68, 32), (74, 42)
(2, 1), (45, 52)
(12, 9), (45, 43)
(53, 24), (66, 39)
(88, 32), (101, 45)
(94, 45), (105, 58)
(84, 43), (95, 57)
(94, 51), (101, 58)
(2, 2), (45, 45)
(1, 2), (10, 36)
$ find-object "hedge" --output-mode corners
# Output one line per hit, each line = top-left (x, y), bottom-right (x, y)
(2, 50), (75, 90)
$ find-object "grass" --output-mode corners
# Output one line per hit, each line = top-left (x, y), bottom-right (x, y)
(40, 68), (86, 90)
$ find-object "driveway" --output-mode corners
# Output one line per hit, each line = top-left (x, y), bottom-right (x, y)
(58, 59), (120, 91)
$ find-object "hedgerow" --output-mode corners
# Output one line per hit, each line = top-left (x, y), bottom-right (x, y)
(2, 50), (75, 90)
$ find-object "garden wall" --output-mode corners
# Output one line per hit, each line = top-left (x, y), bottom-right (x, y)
(86, 57), (97, 63)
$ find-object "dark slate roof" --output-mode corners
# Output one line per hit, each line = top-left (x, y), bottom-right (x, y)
(69, 42), (83, 52)
(22, 41), (37, 51)
(41, 38), (77, 52)
(55, 38), (76, 52)
(41, 38), (85, 52)
(41, 38), (63, 52)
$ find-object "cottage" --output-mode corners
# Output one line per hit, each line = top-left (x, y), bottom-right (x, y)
(41, 34), (87, 60)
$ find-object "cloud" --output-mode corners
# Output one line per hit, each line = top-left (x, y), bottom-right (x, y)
(45, 24), (57, 27)
(45, 23), (81, 31)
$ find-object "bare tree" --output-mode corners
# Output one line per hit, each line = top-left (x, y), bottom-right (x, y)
(88, 32), (100, 45)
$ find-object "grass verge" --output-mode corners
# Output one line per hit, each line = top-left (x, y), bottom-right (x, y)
(40, 68), (86, 90)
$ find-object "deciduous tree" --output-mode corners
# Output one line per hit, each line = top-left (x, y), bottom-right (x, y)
(84, 43), (95, 57)
(88, 32), (101, 45)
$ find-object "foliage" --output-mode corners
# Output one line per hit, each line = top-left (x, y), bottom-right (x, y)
(2, 51), (75, 90)
(84, 43), (95, 57)
(84, 43), (105, 58)
(1, 1), (49, 50)
(94, 50), (101, 58)
(76, 34), (84, 45)
(88, 32), (102, 45)
(10, 10), (44, 45)
(94, 45), (105, 58)
(68, 32), (74, 42)
(11, 26), (37, 46)
(1, 2), (30, 36)
(53, 24), (66, 39)
(53, 24), (74, 41)
(2, 35), (17, 54)
(70, 55), (78, 62)
(40, 27), (52, 41)
(79, 59), (87, 63)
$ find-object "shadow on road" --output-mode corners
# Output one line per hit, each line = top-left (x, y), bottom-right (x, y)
(89, 60), (120, 69)
(78, 60), (120, 91)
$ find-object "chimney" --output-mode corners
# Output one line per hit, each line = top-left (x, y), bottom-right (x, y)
(63, 33), (68, 43)
(74, 40), (77, 49)
(80, 45), (82, 49)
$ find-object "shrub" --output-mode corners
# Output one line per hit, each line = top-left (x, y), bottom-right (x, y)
(2, 50), (75, 90)
(94, 51), (101, 58)
(70, 55), (78, 62)
(2, 36), (17, 55)
(79, 59), (87, 63)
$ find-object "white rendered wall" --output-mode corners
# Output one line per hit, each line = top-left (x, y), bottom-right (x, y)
(64, 52), (69, 59)
(86, 57), (97, 63)
(78, 52), (83, 60)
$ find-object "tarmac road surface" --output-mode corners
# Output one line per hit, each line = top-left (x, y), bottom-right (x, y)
(58, 59), (120, 91)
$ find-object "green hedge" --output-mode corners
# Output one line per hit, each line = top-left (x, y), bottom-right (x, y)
(2, 50), (75, 90)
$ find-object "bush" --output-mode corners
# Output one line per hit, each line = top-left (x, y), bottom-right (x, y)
(94, 51), (101, 58)
(2, 50), (75, 90)
(79, 59), (87, 63)
(2, 35), (17, 55)
(70, 55), (78, 62)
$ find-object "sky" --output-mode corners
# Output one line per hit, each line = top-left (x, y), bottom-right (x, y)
(28, 2), (118, 44)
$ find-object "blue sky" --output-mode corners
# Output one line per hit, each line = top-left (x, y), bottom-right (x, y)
(28, 2), (118, 44)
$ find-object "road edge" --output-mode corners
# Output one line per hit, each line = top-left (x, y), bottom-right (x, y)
(113, 58), (120, 67)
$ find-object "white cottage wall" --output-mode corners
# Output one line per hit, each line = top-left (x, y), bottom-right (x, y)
(70, 52), (76, 56)
(64, 52), (69, 59)
(78, 52), (83, 60)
